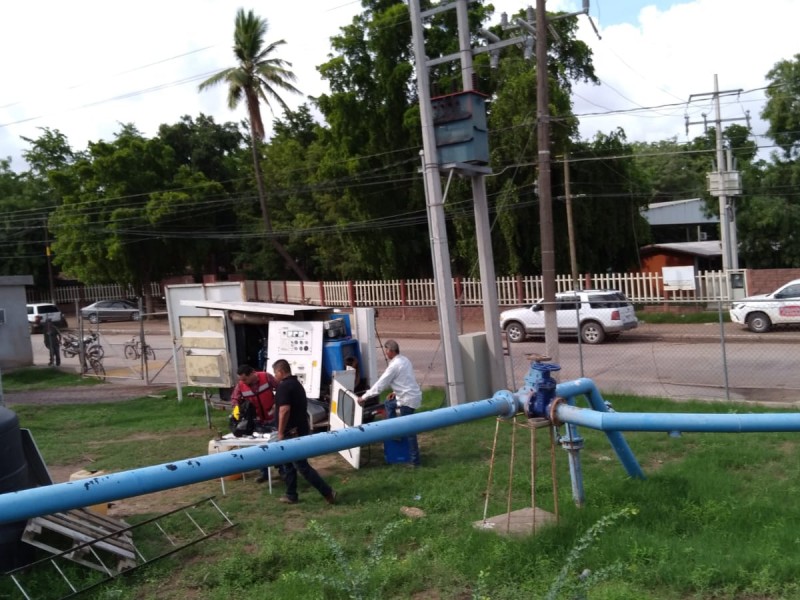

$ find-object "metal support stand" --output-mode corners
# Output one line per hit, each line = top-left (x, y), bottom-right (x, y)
(477, 415), (559, 536)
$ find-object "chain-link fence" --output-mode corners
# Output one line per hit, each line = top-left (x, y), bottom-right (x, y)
(29, 300), (798, 405)
(370, 303), (799, 406)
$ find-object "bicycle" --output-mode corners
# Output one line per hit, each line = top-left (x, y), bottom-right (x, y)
(62, 331), (104, 360)
(123, 336), (156, 360)
(81, 353), (106, 381)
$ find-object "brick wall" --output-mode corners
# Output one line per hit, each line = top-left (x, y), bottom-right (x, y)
(375, 305), (485, 322)
(746, 268), (800, 295)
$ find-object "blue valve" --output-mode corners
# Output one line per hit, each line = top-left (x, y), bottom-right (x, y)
(526, 362), (561, 419)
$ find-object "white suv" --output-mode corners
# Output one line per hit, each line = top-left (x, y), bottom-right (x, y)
(500, 290), (639, 345)
(730, 279), (800, 333)
(27, 303), (66, 333)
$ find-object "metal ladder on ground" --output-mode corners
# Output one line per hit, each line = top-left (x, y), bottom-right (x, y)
(6, 496), (235, 600)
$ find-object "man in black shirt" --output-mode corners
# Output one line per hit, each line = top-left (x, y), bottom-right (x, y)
(272, 359), (337, 505)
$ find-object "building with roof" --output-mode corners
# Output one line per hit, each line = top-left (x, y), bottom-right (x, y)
(639, 240), (722, 273)
(641, 198), (719, 244)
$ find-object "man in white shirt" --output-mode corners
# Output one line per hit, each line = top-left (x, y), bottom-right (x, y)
(358, 339), (422, 467)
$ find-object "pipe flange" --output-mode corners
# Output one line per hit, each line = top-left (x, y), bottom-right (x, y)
(492, 390), (520, 420)
(549, 396), (566, 426)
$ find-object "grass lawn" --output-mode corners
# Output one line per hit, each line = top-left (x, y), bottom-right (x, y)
(3, 387), (800, 599)
(1, 367), (103, 391)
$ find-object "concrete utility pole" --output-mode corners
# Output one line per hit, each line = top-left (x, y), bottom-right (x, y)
(454, 0), (506, 393)
(408, 0), (466, 406)
(536, 0), (559, 364)
(43, 216), (55, 304)
(687, 75), (747, 272)
(563, 153), (579, 288)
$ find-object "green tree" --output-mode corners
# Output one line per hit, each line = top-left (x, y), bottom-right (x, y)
(481, 7), (597, 275)
(157, 114), (246, 276)
(560, 130), (651, 273)
(0, 129), (80, 287)
(312, 0), (427, 279)
(762, 53), (800, 159)
(48, 125), (233, 303)
(308, 2), (599, 278)
(742, 53), (800, 267)
(0, 158), (43, 280)
(198, 8), (307, 279)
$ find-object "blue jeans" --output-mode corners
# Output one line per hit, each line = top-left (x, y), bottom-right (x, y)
(385, 399), (420, 466)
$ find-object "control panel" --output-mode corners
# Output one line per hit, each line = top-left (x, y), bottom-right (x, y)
(267, 321), (323, 399)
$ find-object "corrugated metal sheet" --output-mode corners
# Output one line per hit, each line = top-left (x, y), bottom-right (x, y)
(642, 198), (719, 225)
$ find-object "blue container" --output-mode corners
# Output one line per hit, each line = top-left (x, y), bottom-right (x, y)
(384, 437), (412, 464)
(322, 338), (360, 382)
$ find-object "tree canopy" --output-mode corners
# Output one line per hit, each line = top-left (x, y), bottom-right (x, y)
(3, 3), (800, 292)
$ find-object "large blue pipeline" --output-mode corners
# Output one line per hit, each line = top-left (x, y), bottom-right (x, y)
(0, 393), (520, 525)
(2, 374), (800, 525)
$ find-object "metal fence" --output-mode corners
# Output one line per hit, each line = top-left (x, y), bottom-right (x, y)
(23, 269), (764, 308)
(370, 302), (799, 406)
(25, 295), (798, 404)
(27, 282), (163, 305)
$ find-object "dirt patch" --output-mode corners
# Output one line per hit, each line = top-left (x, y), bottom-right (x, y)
(4, 384), (173, 405)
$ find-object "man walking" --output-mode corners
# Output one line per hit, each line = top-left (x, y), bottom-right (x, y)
(272, 359), (337, 505)
(358, 339), (422, 467)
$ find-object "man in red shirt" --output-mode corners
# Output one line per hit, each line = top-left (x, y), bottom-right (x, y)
(231, 364), (278, 483)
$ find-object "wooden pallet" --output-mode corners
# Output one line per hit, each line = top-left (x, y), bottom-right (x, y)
(22, 508), (137, 575)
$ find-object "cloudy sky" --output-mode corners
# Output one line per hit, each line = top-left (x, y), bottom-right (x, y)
(1, 0), (797, 171)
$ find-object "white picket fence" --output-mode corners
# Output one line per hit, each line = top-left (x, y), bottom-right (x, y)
(30, 271), (738, 308)
(249, 270), (737, 307)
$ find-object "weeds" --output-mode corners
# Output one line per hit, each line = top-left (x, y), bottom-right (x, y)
(545, 508), (637, 600)
(283, 519), (407, 600)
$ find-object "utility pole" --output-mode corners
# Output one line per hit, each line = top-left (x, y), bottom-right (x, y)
(536, 0), (559, 363)
(408, 0), (595, 393)
(687, 75), (747, 272)
(408, 0), (466, 406)
(43, 216), (55, 303)
(563, 153), (579, 288)
(454, 0), (506, 392)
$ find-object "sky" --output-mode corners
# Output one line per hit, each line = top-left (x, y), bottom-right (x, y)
(1, 0), (798, 172)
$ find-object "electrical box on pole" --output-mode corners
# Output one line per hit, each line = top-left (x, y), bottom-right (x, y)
(431, 91), (490, 166)
(707, 171), (742, 197)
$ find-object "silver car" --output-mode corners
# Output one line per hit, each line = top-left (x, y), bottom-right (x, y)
(81, 299), (141, 324)
(500, 290), (639, 344)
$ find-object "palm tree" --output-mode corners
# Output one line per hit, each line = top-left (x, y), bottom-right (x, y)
(199, 8), (307, 280)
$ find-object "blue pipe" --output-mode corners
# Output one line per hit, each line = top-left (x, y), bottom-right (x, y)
(0, 392), (519, 525)
(560, 422), (586, 507)
(555, 404), (800, 432)
(556, 379), (645, 480)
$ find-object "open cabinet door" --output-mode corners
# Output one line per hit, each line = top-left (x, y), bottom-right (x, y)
(180, 315), (234, 388)
(329, 373), (364, 469)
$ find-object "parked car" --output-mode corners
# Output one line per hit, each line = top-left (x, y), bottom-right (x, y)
(27, 303), (67, 333)
(500, 290), (639, 345)
(729, 279), (800, 333)
(80, 299), (140, 324)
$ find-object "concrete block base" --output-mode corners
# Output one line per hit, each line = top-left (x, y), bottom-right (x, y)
(473, 506), (556, 536)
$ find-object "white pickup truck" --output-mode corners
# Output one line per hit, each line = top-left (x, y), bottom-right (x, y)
(729, 279), (800, 332)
